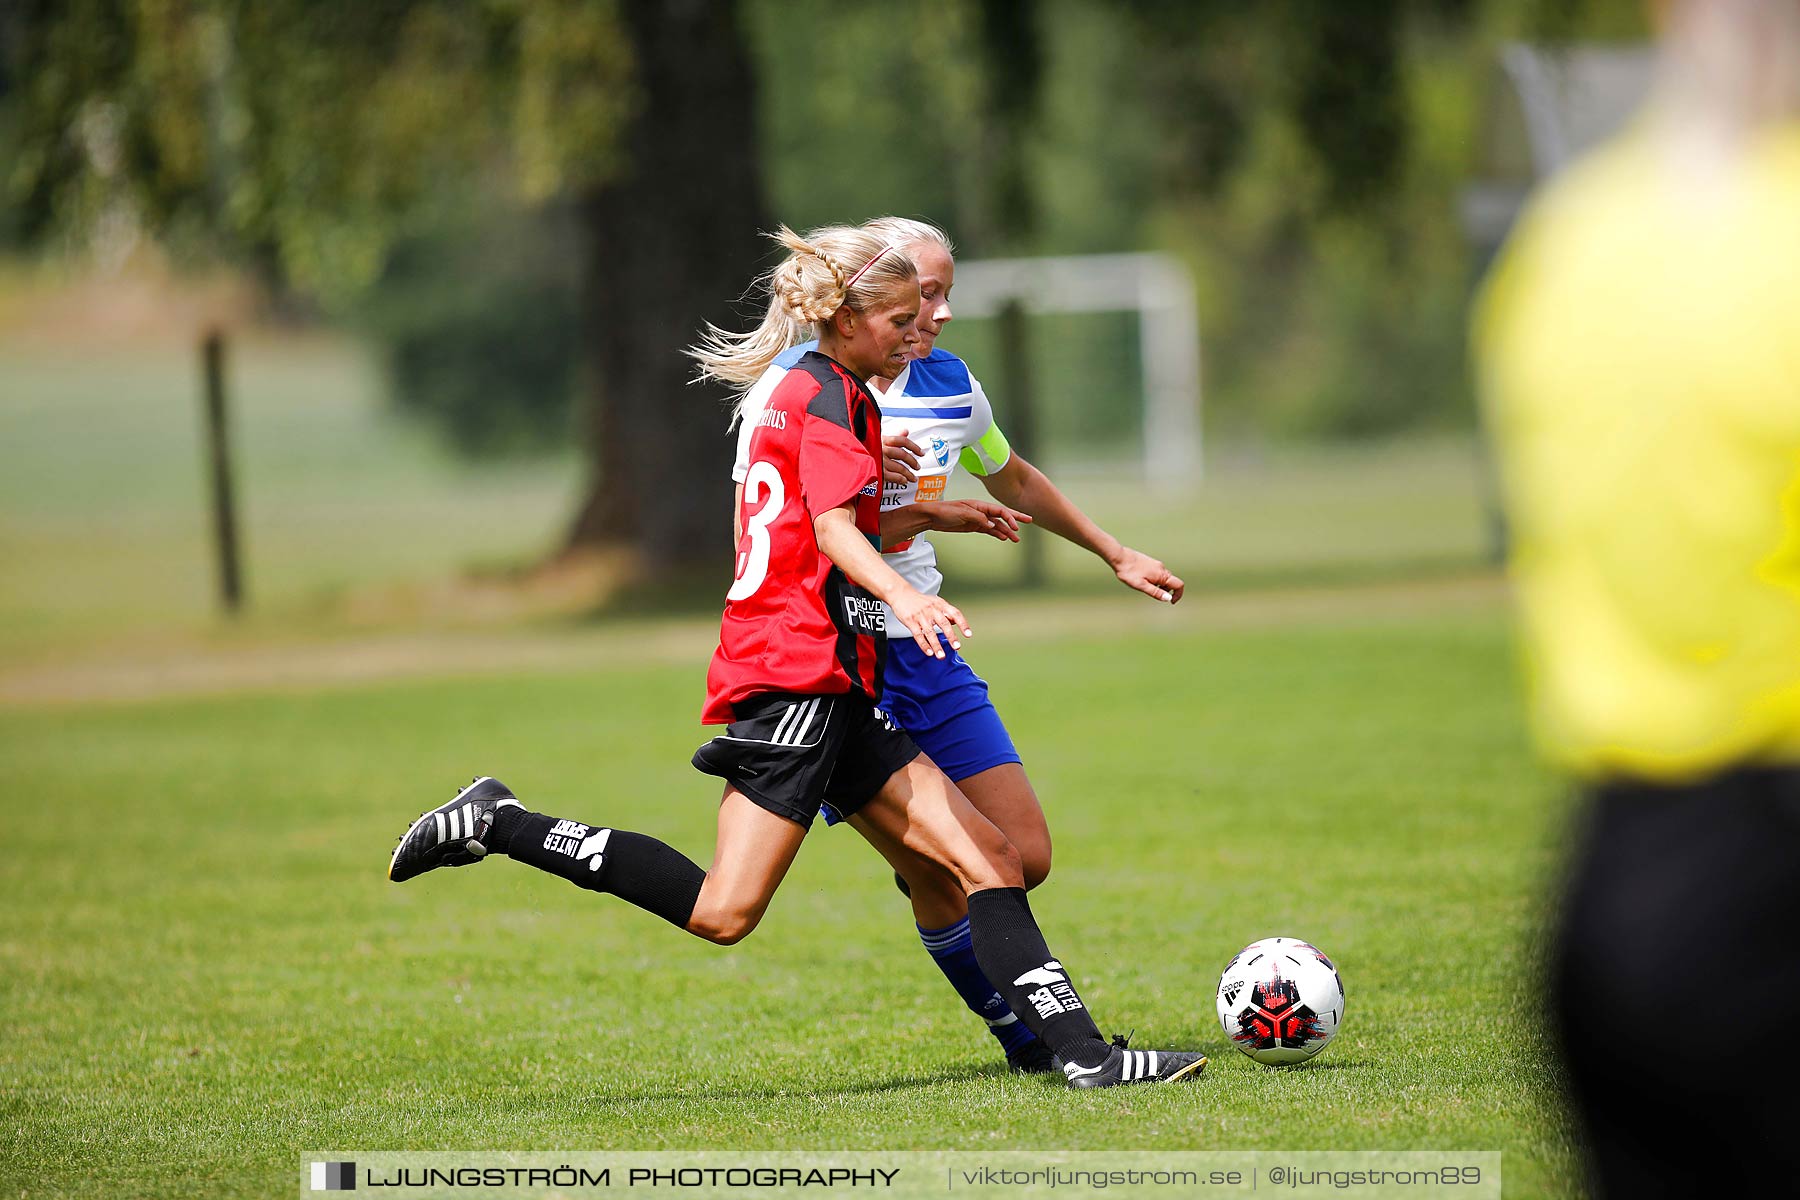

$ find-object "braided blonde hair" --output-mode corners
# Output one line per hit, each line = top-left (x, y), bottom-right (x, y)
(689, 225), (917, 417)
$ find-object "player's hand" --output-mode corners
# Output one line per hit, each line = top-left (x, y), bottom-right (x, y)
(926, 499), (1032, 542)
(1111, 546), (1184, 604)
(889, 588), (971, 659)
(883, 431), (923, 484)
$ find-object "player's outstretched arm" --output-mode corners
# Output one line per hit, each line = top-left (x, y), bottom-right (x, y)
(815, 504), (969, 658)
(980, 452), (1184, 604)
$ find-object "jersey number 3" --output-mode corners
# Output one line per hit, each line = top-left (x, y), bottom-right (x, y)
(728, 460), (786, 601)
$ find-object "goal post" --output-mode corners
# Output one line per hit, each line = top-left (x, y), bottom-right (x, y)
(948, 253), (1203, 492)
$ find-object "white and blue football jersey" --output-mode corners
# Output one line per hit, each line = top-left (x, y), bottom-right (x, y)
(734, 343), (1013, 638)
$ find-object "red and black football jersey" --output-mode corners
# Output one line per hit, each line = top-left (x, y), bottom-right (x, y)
(703, 352), (887, 724)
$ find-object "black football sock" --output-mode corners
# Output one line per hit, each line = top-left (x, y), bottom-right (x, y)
(966, 887), (1110, 1068)
(492, 806), (704, 930)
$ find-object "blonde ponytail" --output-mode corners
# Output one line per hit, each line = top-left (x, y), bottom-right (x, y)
(688, 224), (917, 421)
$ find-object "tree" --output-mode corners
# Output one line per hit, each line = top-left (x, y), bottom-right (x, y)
(561, 0), (765, 573)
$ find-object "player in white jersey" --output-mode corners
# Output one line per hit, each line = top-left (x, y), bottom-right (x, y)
(730, 217), (1185, 1074)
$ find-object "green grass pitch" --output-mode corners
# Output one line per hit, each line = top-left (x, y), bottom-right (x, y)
(0, 614), (1581, 1197)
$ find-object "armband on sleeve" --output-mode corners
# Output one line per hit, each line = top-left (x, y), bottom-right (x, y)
(959, 422), (1012, 477)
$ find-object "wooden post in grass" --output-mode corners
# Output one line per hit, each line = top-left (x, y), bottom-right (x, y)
(995, 299), (1045, 588)
(201, 329), (244, 615)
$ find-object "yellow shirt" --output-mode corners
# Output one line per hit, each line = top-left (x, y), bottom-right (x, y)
(1476, 120), (1800, 781)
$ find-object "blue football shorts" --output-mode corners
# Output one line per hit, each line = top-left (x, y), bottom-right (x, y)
(819, 637), (1021, 826)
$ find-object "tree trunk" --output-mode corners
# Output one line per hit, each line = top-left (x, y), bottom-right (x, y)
(564, 0), (769, 579)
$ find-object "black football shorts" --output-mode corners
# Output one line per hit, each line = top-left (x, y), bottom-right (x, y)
(691, 690), (919, 829)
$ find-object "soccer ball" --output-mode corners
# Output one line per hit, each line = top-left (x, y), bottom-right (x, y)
(1215, 937), (1345, 1065)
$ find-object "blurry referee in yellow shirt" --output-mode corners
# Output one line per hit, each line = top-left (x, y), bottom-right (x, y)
(1476, 2), (1800, 1195)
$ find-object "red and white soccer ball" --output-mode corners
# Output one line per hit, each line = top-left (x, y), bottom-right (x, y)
(1215, 937), (1345, 1065)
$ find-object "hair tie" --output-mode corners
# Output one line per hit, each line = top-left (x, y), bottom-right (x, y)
(844, 243), (898, 292)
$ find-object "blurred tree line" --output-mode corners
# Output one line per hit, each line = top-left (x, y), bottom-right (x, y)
(0, 0), (1646, 580)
